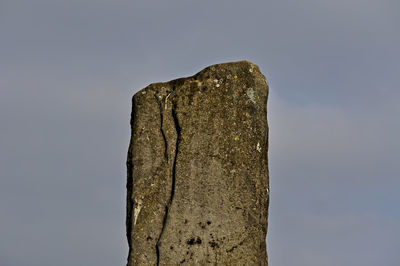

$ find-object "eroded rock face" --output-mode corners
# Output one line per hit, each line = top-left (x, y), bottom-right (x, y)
(126, 61), (269, 265)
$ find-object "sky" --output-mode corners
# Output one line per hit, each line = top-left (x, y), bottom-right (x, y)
(1, 0), (399, 265)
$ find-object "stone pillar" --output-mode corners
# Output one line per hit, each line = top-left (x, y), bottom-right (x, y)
(126, 61), (269, 265)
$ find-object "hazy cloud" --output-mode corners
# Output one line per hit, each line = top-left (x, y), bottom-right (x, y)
(1, 0), (399, 265)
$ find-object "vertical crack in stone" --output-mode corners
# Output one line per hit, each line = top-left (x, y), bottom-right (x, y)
(170, 94), (180, 215)
(154, 94), (169, 161)
(155, 88), (181, 266)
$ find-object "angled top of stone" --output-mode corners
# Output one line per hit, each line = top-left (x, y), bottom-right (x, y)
(133, 60), (268, 100)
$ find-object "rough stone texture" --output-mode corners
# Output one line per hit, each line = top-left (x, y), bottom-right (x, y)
(126, 61), (269, 265)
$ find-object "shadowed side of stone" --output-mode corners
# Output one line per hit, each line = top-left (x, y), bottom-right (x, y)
(126, 61), (269, 265)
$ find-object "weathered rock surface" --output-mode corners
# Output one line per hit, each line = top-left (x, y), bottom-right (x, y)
(126, 61), (269, 265)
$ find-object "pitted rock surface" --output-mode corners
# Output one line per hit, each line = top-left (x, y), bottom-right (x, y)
(126, 61), (269, 265)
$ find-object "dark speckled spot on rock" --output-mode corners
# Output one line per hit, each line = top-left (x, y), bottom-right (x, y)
(187, 237), (202, 245)
(209, 240), (219, 249)
(187, 237), (195, 245)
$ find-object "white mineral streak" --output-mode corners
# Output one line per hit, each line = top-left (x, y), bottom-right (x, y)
(133, 198), (143, 225)
(257, 142), (262, 152)
(247, 87), (256, 104)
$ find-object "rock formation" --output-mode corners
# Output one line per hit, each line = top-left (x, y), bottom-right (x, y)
(126, 61), (269, 265)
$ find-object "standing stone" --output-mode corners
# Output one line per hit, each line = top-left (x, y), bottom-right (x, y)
(126, 61), (269, 265)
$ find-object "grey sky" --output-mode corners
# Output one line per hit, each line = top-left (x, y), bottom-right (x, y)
(1, 0), (399, 265)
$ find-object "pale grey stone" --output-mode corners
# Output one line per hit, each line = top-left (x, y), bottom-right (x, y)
(126, 61), (269, 265)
